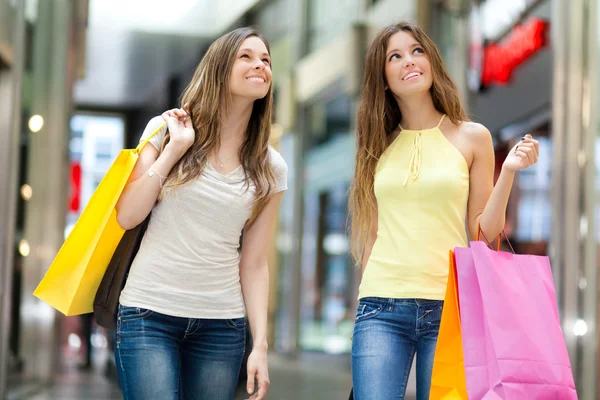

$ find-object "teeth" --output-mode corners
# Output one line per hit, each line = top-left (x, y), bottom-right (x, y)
(404, 73), (420, 80)
(247, 77), (264, 83)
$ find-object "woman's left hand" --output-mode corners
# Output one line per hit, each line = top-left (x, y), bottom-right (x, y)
(246, 348), (270, 400)
(502, 134), (540, 172)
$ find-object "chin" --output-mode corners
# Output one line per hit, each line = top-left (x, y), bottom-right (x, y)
(250, 88), (270, 99)
(394, 84), (430, 98)
(247, 92), (268, 101)
(232, 89), (269, 101)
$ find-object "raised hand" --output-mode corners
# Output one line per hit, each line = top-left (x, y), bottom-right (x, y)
(502, 134), (539, 172)
(161, 103), (195, 153)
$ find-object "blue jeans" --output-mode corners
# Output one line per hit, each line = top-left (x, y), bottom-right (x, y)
(115, 305), (246, 400)
(351, 297), (443, 400)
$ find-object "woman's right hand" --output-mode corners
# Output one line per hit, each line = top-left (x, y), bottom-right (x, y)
(162, 104), (195, 154)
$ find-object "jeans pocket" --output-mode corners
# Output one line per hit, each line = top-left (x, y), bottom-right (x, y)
(118, 305), (154, 323)
(355, 300), (383, 323)
(225, 317), (247, 331)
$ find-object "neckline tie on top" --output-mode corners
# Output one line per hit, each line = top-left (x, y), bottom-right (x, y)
(403, 131), (422, 186)
(399, 114), (446, 186)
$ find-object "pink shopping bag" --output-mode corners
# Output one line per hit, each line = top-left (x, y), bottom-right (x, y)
(454, 240), (577, 399)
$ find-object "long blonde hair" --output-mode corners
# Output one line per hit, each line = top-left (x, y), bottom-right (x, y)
(349, 22), (469, 263)
(160, 27), (275, 225)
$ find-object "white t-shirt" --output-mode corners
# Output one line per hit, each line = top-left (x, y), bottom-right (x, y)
(119, 116), (288, 319)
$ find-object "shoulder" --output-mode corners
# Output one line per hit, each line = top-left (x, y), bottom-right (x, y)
(267, 146), (288, 192)
(139, 116), (168, 149)
(268, 146), (288, 175)
(459, 121), (493, 149)
(144, 116), (167, 135)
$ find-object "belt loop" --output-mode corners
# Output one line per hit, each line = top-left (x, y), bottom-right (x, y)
(185, 318), (195, 335)
(386, 298), (394, 311)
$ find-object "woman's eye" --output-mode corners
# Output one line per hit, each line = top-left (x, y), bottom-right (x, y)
(262, 59), (271, 65)
(240, 54), (250, 59)
(389, 53), (400, 61)
(414, 47), (425, 54)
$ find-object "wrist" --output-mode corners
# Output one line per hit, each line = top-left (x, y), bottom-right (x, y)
(162, 143), (188, 162)
(252, 340), (268, 352)
(500, 164), (518, 176)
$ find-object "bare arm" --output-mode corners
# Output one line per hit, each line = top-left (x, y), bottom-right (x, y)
(116, 111), (194, 230)
(467, 125), (539, 240)
(239, 192), (284, 399)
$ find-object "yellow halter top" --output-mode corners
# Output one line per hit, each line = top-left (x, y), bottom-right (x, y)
(358, 114), (470, 300)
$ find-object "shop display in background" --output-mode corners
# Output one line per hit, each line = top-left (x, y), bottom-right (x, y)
(66, 115), (125, 238)
(515, 135), (552, 244)
(62, 113), (125, 370)
(299, 182), (353, 354)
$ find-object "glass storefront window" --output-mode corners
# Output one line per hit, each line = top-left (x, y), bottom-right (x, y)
(307, 92), (352, 148)
(510, 123), (552, 256)
(300, 182), (354, 354)
(252, 0), (294, 43)
(307, 0), (362, 52)
(66, 114), (124, 238)
(298, 91), (356, 353)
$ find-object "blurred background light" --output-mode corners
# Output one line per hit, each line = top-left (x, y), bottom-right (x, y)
(28, 114), (44, 132)
(573, 319), (588, 337)
(68, 334), (81, 350)
(20, 184), (32, 200)
(18, 239), (30, 257)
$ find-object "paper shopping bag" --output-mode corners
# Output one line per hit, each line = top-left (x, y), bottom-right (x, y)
(429, 250), (468, 399)
(34, 122), (165, 315)
(455, 241), (577, 399)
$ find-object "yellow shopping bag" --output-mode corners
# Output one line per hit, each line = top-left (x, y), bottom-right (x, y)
(33, 122), (166, 316)
(429, 250), (468, 399)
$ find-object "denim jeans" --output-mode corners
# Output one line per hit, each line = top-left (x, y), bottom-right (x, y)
(351, 297), (443, 400)
(115, 304), (246, 400)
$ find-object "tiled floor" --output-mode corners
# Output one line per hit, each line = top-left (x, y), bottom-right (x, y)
(10, 352), (417, 399)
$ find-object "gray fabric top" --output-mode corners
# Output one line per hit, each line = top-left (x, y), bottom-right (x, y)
(119, 116), (288, 318)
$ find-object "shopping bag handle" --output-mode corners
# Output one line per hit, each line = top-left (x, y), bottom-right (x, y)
(135, 121), (168, 155)
(476, 222), (515, 254)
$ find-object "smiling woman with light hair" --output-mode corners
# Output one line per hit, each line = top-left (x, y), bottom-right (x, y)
(348, 22), (539, 400)
(113, 26), (287, 400)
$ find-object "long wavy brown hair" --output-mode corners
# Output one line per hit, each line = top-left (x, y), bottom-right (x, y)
(349, 22), (469, 264)
(159, 27), (275, 225)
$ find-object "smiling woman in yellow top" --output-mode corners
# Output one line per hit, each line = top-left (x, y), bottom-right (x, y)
(348, 22), (540, 400)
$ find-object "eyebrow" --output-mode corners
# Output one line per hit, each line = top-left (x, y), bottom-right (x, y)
(386, 43), (422, 56)
(239, 48), (270, 57)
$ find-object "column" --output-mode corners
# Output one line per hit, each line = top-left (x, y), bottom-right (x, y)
(18, 0), (77, 384)
(0, 1), (25, 396)
(551, 0), (598, 397)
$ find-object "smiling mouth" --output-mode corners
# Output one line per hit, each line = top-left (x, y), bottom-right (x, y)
(403, 72), (422, 81)
(246, 76), (266, 83)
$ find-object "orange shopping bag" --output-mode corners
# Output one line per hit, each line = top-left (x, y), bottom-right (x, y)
(429, 250), (468, 399)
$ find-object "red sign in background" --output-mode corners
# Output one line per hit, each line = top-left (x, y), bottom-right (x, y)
(482, 18), (549, 87)
(68, 161), (81, 212)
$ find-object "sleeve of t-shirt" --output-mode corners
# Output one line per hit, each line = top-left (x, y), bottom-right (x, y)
(269, 146), (288, 193)
(138, 116), (168, 151)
